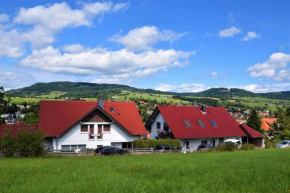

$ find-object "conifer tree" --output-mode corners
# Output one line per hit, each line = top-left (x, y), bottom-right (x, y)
(247, 109), (262, 132)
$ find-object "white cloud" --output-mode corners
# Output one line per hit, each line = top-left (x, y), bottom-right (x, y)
(242, 31), (260, 41)
(156, 83), (209, 93)
(81, 1), (113, 17)
(14, 2), (89, 30)
(20, 46), (195, 78)
(0, 1), (129, 58)
(0, 14), (9, 22)
(275, 69), (290, 81)
(110, 26), (186, 51)
(219, 26), (241, 37)
(238, 83), (290, 93)
(113, 2), (130, 12)
(227, 12), (235, 25)
(0, 29), (25, 58)
(62, 44), (85, 53)
(247, 52), (290, 81)
(0, 71), (35, 89)
(155, 82), (290, 93)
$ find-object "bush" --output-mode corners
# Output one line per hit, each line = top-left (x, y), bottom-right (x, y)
(0, 126), (45, 157)
(0, 128), (18, 157)
(214, 143), (238, 152)
(240, 144), (255, 151)
(17, 128), (46, 157)
(133, 139), (181, 148)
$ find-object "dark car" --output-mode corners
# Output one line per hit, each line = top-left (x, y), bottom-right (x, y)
(197, 144), (213, 152)
(95, 146), (129, 155)
(154, 144), (177, 152)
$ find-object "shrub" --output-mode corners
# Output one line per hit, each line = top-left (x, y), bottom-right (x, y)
(240, 144), (255, 151)
(214, 143), (238, 152)
(0, 128), (18, 157)
(0, 126), (45, 157)
(133, 139), (181, 148)
(223, 143), (239, 151)
(17, 127), (46, 157)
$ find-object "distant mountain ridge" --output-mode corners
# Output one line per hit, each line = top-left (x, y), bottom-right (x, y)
(6, 81), (290, 100)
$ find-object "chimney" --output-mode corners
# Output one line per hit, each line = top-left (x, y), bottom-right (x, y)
(201, 105), (206, 113)
(98, 99), (104, 109)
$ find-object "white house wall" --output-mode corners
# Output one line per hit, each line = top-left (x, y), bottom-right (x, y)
(51, 122), (139, 150)
(180, 137), (242, 152)
(150, 112), (166, 139)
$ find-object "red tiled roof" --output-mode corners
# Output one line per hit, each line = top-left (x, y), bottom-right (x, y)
(103, 102), (146, 135)
(261, 118), (277, 131)
(156, 106), (247, 138)
(239, 124), (263, 138)
(39, 100), (146, 137)
(0, 124), (39, 138)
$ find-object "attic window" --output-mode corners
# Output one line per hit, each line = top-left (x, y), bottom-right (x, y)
(210, 120), (218, 127)
(110, 107), (115, 112)
(183, 120), (192, 128)
(197, 120), (205, 127)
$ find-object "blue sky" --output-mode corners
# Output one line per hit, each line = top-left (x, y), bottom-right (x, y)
(0, 0), (289, 93)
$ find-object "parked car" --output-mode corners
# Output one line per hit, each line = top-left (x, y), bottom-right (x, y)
(197, 144), (213, 152)
(95, 146), (129, 155)
(224, 139), (242, 148)
(276, 140), (290, 148)
(154, 144), (177, 152)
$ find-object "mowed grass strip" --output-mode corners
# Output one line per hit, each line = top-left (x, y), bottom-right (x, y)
(0, 149), (289, 193)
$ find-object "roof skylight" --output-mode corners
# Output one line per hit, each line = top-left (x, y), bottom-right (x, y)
(210, 120), (218, 127)
(197, 120), (205, 127)
(183, 120), (192, 128)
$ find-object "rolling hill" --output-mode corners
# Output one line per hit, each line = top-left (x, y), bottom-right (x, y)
(5, 81), (290, 100)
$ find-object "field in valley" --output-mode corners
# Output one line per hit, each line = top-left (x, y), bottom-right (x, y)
(0, 149), (289, 193)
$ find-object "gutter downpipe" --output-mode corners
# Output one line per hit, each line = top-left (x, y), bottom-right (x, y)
(56, 135), (59, 152)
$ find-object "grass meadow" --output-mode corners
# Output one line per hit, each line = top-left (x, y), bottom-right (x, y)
(0, 149), (289, 193)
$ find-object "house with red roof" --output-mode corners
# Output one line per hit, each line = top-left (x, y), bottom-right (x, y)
(39, 100), (147, 151)
(145, 106), (263, 152)
(1, 100), (147, 151)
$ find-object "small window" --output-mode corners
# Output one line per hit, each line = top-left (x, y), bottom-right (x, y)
(89, 125), (94, 140)
(210, 120), (218, 127)
(157, 122), (161, 129)
(61, 145), (70, 151)
(183, 120), (192, 128)
(71, 145), (77, 150)
(104, 125), (111, 132)
(78, 145), (86, 150)
(197, 120), (205, 127)
(201, 140), (207, 145)
(81, 125), (88, 132)
(110, 107), (115, 112)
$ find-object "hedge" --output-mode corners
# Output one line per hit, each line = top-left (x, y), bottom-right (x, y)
(133, 139), (181, 148)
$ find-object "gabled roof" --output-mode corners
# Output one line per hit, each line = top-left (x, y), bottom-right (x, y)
(261, 118), (277, 131)
(239, 124), (263, 138)
(39, 100), (146, 137)
(147, 106), (248, 139)
(0, 124), (39, 138)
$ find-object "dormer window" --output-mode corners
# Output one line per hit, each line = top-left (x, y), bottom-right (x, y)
(210, 120), (218, 127)
(183, 120), (192, 128)
(197, 120), (205, 127)
(110, 107), (115, 112)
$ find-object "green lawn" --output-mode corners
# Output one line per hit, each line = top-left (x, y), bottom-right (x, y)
(0, 149), (289, 193)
